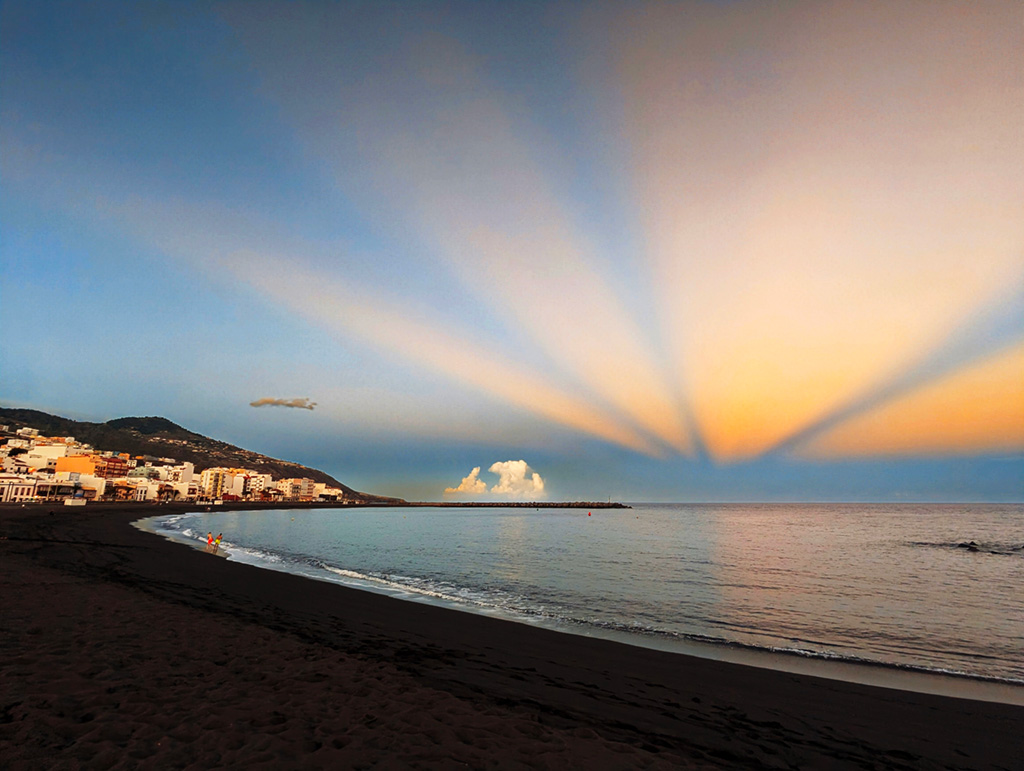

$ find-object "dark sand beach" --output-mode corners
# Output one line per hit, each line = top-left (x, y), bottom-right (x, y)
(2, 504), (1021, 769)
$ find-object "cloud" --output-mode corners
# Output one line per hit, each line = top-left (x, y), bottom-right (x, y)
(250, 397), (317, 410)
(444, 460), (546, 499)
(489, 460), (545, 498)
(444, 466), (488, 495)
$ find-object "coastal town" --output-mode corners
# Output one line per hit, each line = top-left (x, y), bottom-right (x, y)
(0, 422), (351, 505)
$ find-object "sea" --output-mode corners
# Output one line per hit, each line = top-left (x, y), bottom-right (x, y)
(143, 503), (1024, 704)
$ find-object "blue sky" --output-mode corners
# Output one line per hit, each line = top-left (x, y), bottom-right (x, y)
(2, 1), (1022, 501)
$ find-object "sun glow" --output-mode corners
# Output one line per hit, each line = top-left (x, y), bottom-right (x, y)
(7, 1), (1021, 465)
(610, 0), (1023, 460)
(802, 343), (1024, 458)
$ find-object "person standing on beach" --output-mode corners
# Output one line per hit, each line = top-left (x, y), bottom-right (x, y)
(206, 532), (214, 552)
(213, 533), (222, 554)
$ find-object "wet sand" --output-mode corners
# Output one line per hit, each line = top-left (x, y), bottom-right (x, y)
(2, 503), (1022, 769)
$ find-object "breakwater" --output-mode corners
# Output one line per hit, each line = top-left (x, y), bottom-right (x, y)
(405, 501), (630, 509)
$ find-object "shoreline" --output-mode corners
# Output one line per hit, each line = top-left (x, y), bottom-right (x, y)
(141, 506), (1024, 706)
(3, 503), (1023, 768)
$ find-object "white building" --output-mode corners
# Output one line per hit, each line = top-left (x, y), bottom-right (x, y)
(164, 462), (195, 484)
(54, 470), (107, 499)
(224, 472), (246, 498)
(246, 473), (274, 496)
(2, 456), (31, 475)
(131, 480), (160, 501)
(168, 480), (198, 500)
(0, 474), (38, 502)
(23, 445), (68, 473)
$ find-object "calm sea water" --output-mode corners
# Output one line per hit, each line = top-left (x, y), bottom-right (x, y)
(148, 503), (1024, 693)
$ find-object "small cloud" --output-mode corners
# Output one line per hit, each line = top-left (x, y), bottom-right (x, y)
(444, 460), (546, 499)
(444, 466), (488, 495)
(249, 397), (317, 410)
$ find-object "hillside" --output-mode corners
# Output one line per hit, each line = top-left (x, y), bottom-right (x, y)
(0, 407), (398, 502)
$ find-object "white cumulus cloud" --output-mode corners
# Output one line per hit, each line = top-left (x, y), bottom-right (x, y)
(489, 460), (545, 498)
(444, 460), (546, 499)
(444, 466), (488, 495)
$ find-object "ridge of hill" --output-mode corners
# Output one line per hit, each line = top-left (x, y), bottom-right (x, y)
(0, 407), (399, 503)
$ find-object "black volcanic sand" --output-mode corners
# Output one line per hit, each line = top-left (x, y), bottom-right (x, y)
(2, 505), (1021, 769)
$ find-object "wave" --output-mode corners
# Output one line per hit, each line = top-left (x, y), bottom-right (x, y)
(142, 513), (1024, 690)
(310, 559), (1024, 688)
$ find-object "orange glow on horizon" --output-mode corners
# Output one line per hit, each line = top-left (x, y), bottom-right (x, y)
(801, 343), (1024, 458)
(611, 1), (1023, 461)
(10, 2), (1021, 466)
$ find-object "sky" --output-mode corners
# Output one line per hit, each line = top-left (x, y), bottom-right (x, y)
(1, 0), (1022, 502)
